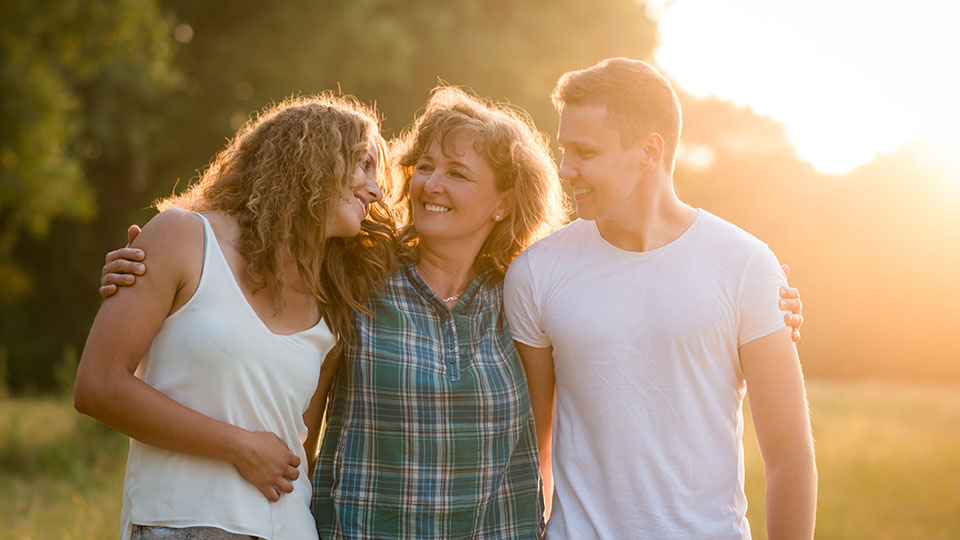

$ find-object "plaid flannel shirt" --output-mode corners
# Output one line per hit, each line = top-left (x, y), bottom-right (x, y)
(312, 264), (544, 539)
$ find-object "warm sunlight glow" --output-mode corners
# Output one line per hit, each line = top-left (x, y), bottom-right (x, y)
(649, 0), (960, 175)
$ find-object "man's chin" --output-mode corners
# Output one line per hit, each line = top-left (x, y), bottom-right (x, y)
(574, 206), (597, 221)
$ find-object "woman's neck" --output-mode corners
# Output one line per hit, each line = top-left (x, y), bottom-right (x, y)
(415, 241), (478, 303)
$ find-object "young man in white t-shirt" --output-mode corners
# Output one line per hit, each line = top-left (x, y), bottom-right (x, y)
(503, 58), (817, 539)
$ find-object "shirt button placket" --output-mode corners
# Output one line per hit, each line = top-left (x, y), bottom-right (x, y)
(443, 316), (459, 381)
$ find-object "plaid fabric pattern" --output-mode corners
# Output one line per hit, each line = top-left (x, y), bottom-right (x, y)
(312, 264), (544, 539)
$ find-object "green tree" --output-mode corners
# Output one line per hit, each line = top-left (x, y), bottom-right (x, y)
(0, 0), (178, 391)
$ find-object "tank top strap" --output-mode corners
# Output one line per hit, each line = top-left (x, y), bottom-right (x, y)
(193, 211), (210, 275)
(176, 211), (240, 315)
(187, 212), (334, 342)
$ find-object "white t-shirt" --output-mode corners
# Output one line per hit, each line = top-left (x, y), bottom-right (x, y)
(503, 210), (789, 539)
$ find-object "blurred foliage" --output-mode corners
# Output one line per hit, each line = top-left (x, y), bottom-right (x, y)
(0, 0), (179, 391)
(145, 0), (658, 193)
(1, 1), (958, 391)
(0, 0), (657, 392)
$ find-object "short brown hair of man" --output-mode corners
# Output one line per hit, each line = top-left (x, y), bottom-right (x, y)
(552, 57), (683, 172)
(393, 86), (571, 276)
(156, 93), (399, 343)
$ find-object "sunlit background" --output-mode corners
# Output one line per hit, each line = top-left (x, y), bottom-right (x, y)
(1, 1), (958, 538)
(651, 0), (960, 175)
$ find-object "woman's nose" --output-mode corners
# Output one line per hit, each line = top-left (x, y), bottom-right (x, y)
(362, 174), (383, 203)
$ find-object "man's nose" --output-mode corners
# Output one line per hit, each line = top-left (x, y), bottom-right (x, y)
(558, 157), (576, 180)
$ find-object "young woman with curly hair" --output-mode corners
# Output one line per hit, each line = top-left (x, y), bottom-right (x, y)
(74, 93), (398, 540)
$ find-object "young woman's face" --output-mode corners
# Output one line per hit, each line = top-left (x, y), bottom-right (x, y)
(409, 133), (510, 250)
(326, 137), (383, 238)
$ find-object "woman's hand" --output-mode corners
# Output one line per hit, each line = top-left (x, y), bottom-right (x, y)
(779, 264), (804, 342)
(100, 224), (144, 298)
(233, 431), (302, 503)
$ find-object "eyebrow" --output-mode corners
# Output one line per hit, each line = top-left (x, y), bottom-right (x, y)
(446, 158), (473, 172)
(426, 147), (476, 176)
(558, 141), (596, 151)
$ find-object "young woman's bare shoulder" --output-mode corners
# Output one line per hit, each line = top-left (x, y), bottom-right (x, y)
(129, 208), (205, 274)
(134, 208), (202, 243)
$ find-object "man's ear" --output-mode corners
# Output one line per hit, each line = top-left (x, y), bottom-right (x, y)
(636, 132), (665, 171)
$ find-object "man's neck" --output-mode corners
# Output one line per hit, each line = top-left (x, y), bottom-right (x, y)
(595, 182), (698, 253)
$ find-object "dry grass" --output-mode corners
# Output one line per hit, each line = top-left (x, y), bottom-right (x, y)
(745, 380), (960, 539)
(3, 380), (959, 539)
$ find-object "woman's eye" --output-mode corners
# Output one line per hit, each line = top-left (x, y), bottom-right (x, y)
(450, 170), (467, 180)
(416, 163), (434, 173)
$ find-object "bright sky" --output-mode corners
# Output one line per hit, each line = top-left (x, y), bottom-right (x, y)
(648, 0), (960, 174)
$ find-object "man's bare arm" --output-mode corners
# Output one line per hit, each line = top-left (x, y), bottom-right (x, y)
(741, 326), (817, 540)
(514, 341), (556, 522)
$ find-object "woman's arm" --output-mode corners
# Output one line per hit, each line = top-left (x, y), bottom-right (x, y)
(75, 209), (300, 502)
(303, 347), (343, 478)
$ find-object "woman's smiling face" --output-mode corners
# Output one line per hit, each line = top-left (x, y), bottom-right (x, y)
(408, 132), (510, 250)
(325, 136), (382, 238)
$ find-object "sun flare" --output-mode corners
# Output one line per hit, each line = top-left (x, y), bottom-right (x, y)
(649, 0), (960, 176)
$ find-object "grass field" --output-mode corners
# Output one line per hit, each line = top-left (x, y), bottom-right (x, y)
(3, 380), (959, 539)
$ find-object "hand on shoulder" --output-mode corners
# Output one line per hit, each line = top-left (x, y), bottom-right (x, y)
(115, 208), (205, 314)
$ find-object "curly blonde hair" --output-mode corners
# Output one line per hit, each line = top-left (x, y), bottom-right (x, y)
(156, 93), (399, 342)
(393, 86), (570, 275)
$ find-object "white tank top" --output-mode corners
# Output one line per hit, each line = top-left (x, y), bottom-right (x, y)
(120, 213), (334, 540)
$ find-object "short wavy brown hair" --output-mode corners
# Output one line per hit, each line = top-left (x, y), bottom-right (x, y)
(552, 57), (682, 173)
(156, 93), (399, 342)
(393, 86), (570, 275)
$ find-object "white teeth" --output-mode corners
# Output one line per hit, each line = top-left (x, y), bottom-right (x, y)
(574, 187), (593, 196)
(424, 203), (451, 213)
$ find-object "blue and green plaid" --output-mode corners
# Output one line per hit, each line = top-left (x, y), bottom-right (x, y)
(312, 263), (544, 539)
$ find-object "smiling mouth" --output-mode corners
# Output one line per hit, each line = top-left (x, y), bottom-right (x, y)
(423, 202), (451, 213)
(573, 187), (593, 197)
(356, 196), (369, 216)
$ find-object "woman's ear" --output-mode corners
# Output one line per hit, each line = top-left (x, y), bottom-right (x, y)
(494, 188), (516, 222)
